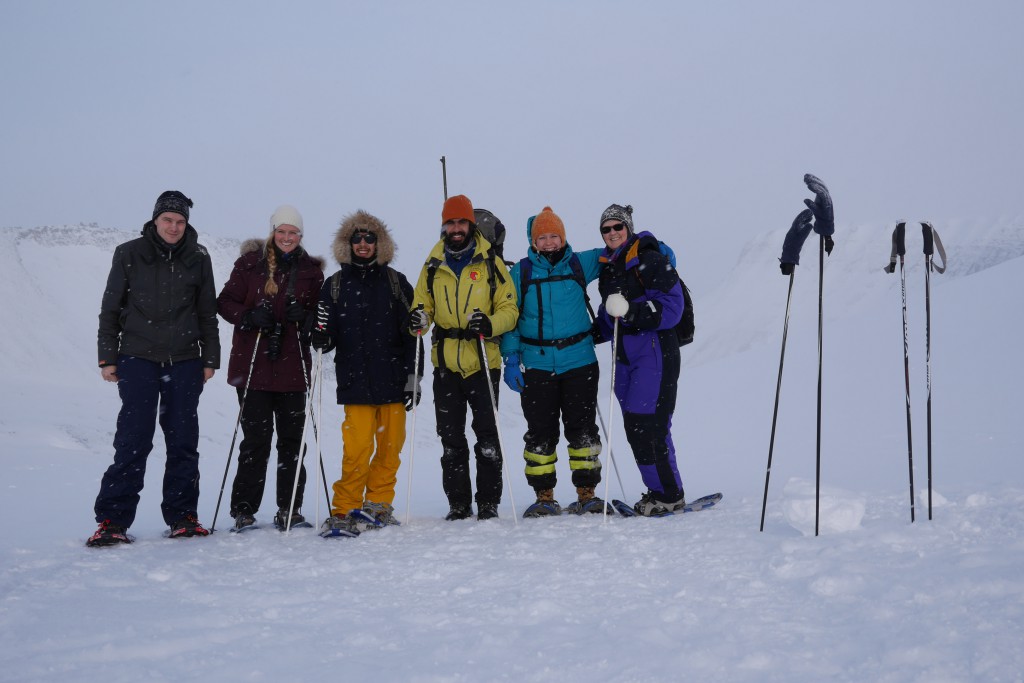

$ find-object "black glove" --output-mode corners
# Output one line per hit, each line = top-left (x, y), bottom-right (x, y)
(403, 373), (422, 411)
(779, 209), (814, 275)
(408, 308), (429, 334)
(310, 329), (332, 352)
(804, 174), (835, 237)
(243, 305), (275, 331)
(590, 320), (608, 345)
(284, 296), (306, 322)
(467, 311), (492, 338)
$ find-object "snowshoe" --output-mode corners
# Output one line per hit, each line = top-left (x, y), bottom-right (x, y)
(350, 502), (401, 531)
(523, 489), (561, 518)
(319, 514), (360, 539)
(565, 497), (609, 515)
(86, 520), (133, 547)
(274, 508), (313, 531)
(168, 514), (210, 538)
(230, 513), (258, 533)
(523, 500), (562, 518)
(632, 492), (687, 517)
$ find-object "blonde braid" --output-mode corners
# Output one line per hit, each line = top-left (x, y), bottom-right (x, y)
(264, 241), (279, 296)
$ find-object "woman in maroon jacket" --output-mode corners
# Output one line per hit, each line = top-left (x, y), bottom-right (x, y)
(216, 205), (325, 531)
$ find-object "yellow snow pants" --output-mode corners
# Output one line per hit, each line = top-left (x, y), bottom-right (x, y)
(330, 403), (406, 516)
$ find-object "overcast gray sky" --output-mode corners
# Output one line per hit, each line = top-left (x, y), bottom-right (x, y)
(2, 1), (1022, 287)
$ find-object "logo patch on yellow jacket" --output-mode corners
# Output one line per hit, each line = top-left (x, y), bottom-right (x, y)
(469, 269), (481, 281)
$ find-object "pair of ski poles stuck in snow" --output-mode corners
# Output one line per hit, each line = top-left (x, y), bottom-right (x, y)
(883, 221), (947, 524)
(759, 174), (947, 534)
(210, 325), (333, 534)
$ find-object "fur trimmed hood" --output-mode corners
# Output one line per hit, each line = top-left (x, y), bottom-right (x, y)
(238, 238), (326, 270)
(333, 210), (396, 266)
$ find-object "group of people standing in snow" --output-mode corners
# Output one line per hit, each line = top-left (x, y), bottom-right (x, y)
(87, 189), (689, 546)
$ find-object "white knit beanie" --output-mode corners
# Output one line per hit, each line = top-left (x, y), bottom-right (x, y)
(270, 205), (304, 234)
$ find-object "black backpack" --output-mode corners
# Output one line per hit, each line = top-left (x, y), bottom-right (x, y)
(473, 208), (507, 263)
(631, 241), (695, 347)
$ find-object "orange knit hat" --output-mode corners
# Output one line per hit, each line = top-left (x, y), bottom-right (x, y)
(441, 194), (475, 225)
(531, 206), (566, 248)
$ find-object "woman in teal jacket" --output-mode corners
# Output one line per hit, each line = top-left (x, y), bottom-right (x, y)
(500, 207), (605, 516)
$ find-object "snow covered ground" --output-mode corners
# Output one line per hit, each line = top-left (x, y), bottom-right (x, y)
(1, 221), (1022, 682)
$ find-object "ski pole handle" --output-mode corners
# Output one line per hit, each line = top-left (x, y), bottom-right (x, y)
(921, 222), (934, 256)
(315, 302), (329, 332)
(895, 222), (907, 257)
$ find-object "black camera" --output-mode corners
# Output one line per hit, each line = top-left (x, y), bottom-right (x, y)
(266, 322), (283, 361)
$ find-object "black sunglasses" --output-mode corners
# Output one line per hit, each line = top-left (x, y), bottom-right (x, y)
(600, 222), (626, 234)
(351, 232), (377, 244)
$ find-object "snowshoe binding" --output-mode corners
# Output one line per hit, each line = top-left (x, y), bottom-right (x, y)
(319, 513), (360, 539)
(350, 502), (400, 532)
(523, 489), (561, 518)
(168, 513), (210, 538)
(230, 513), (258, 533)
(274, 508), (313, 531)
(86, 520), (133, 547)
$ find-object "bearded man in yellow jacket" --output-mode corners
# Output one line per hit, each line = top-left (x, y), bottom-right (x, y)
(408, 194), (519, 521)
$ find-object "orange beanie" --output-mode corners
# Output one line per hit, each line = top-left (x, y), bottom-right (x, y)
(441, 195), (475, 225)
(532, 206), (566, 248)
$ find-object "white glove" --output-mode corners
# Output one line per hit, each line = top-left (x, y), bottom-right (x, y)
(605, 292), (630, 318)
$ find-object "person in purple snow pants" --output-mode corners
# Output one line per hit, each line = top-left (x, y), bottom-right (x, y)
(594, 204), (687, 516)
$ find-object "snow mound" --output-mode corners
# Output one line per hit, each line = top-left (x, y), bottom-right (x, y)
(782, 478), (866, 535)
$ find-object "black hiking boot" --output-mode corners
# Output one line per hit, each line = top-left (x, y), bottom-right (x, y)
(477, 503), (499, 520)
(445, 503), (473, 521)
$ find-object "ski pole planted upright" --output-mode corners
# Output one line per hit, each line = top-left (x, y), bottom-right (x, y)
(803, 174), (835, 538)
(602, 317), (622, 520)
(884, 222), (915, 523)
(405, 305), (425, 526)
(921, 221), (946, 520)
(760, 209), (814, 532)
(473, 309), (517, 525)
(210, 331), (262, 533)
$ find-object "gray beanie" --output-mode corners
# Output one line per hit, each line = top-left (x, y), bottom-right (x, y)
(600, 203), (634, 234)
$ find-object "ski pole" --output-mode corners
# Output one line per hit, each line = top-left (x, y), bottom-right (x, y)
(296, 327), (331, 510)
(921, 221), (946, 520)
(474, 310), (517, 524)
(922, 222), (934, 521)
(440, 156), (448, 200)
(760, 272), (796, 532)
(815, 234), (824, 537)
(760, 209), (813, 532)
(885, 222), (915, 523)
(405, 325), (423, 526)
(803, 174), (835, 537)
(286, 349), (321, 532)
(210, 331), (261, 533)
(315, 349), (325, 526)
(602, 317), (620, 521)
(594, 403), (627, 502)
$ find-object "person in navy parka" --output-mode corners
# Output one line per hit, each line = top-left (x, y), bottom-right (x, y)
(501, 207), (605, 517)
(595, 204), (687, 516)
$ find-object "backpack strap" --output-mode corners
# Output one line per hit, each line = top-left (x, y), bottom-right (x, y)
(517, 253), (594, 351)
(330, 270), (341, 303)
(385, 266), (410, 309)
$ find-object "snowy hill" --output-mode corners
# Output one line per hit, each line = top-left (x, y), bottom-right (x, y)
(1, 223), (1022, 682)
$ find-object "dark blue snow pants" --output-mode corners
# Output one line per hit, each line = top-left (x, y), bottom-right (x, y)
(93, 355), (205, 528)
